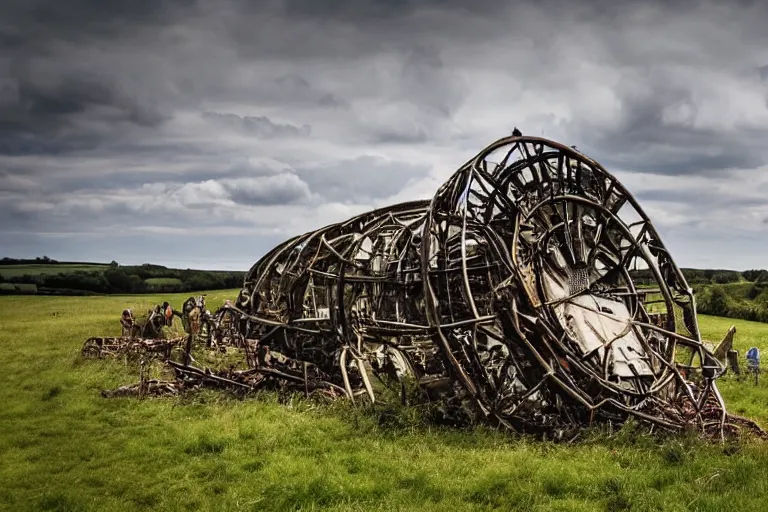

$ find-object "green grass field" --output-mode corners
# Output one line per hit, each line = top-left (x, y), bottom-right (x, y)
(0, 264), (109, 278)
(2, 291), (768, 511)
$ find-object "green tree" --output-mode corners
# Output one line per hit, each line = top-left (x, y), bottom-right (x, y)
(711, 272), (739, 284)
(708, 286), (728, 316)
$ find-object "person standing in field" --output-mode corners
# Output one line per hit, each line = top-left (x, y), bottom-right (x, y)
(120, 309), (135, 337)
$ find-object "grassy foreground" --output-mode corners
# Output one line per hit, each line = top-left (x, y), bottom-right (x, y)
(2, 292), (768, 511)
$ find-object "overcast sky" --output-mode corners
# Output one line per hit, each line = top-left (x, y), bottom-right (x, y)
(1, 0), (767, 271)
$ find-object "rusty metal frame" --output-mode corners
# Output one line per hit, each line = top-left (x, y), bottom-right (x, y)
(89, 134), (764, 439)
(222, 135), (761, 438)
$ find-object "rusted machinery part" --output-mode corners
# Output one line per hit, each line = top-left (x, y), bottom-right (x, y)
(101, 380), (181, 398)
(229, 134), (739, 438)
(81, 336), (184, 359)
(86, 134), (752, 439)
(82, 337), (104, 359)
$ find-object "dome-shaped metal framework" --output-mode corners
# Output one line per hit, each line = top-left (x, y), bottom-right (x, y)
(230, 135), (736, 436)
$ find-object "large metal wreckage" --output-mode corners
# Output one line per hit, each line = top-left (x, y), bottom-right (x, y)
(84, 133), (765, 440)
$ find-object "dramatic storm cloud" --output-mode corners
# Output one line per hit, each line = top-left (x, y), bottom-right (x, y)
(1, 0), (767, 269)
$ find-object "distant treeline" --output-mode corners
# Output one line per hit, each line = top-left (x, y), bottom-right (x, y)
(0, 256), (86, 265)
(694, 281), (768, 324)
(630, 268), (768, 286)
(631, 268), (768, 323)
(0, 259), (245, 295)
(2, 257), (767, 323)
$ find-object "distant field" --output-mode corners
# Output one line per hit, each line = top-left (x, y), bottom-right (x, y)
(0, 263), (109, 278)
(716, 282), (757, 300)
(2, 292), (768, 511)
(144, 277), (183, 286)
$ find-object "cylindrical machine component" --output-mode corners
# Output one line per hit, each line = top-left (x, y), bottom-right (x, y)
(232, 135), (730, 435)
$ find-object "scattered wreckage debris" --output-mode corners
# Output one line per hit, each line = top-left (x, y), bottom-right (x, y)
(101, 379), (181, 399)
(81, 336), (184, 359)
(84, 133), (766, 440)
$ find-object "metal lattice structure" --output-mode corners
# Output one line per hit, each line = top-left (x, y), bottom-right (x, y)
(220, 134), (748, 437)
(84, 133), (765, 439)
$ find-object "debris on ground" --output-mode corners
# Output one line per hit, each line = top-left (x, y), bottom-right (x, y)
(81, 336), (184, 359)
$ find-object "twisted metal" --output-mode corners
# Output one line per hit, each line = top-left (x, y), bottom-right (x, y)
(220, 134), (755, 437)
(83, 134), (761, 438)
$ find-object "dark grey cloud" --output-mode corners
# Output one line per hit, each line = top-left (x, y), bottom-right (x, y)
(202, 112), (311, 138)
(223, 175), (312, 206)
(0, 1), (191, 47)
(1, 0), (767, 269)
(262, 76), (348, 109)
(568, 78), (768, 175)
(370, 127), (429, 145)
(0, 74), (166, 137)
(276, 0), (497, 20)
(274, 0), (713, 27)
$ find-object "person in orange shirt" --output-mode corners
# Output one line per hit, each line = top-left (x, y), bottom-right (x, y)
(163, 302), (174, 327)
